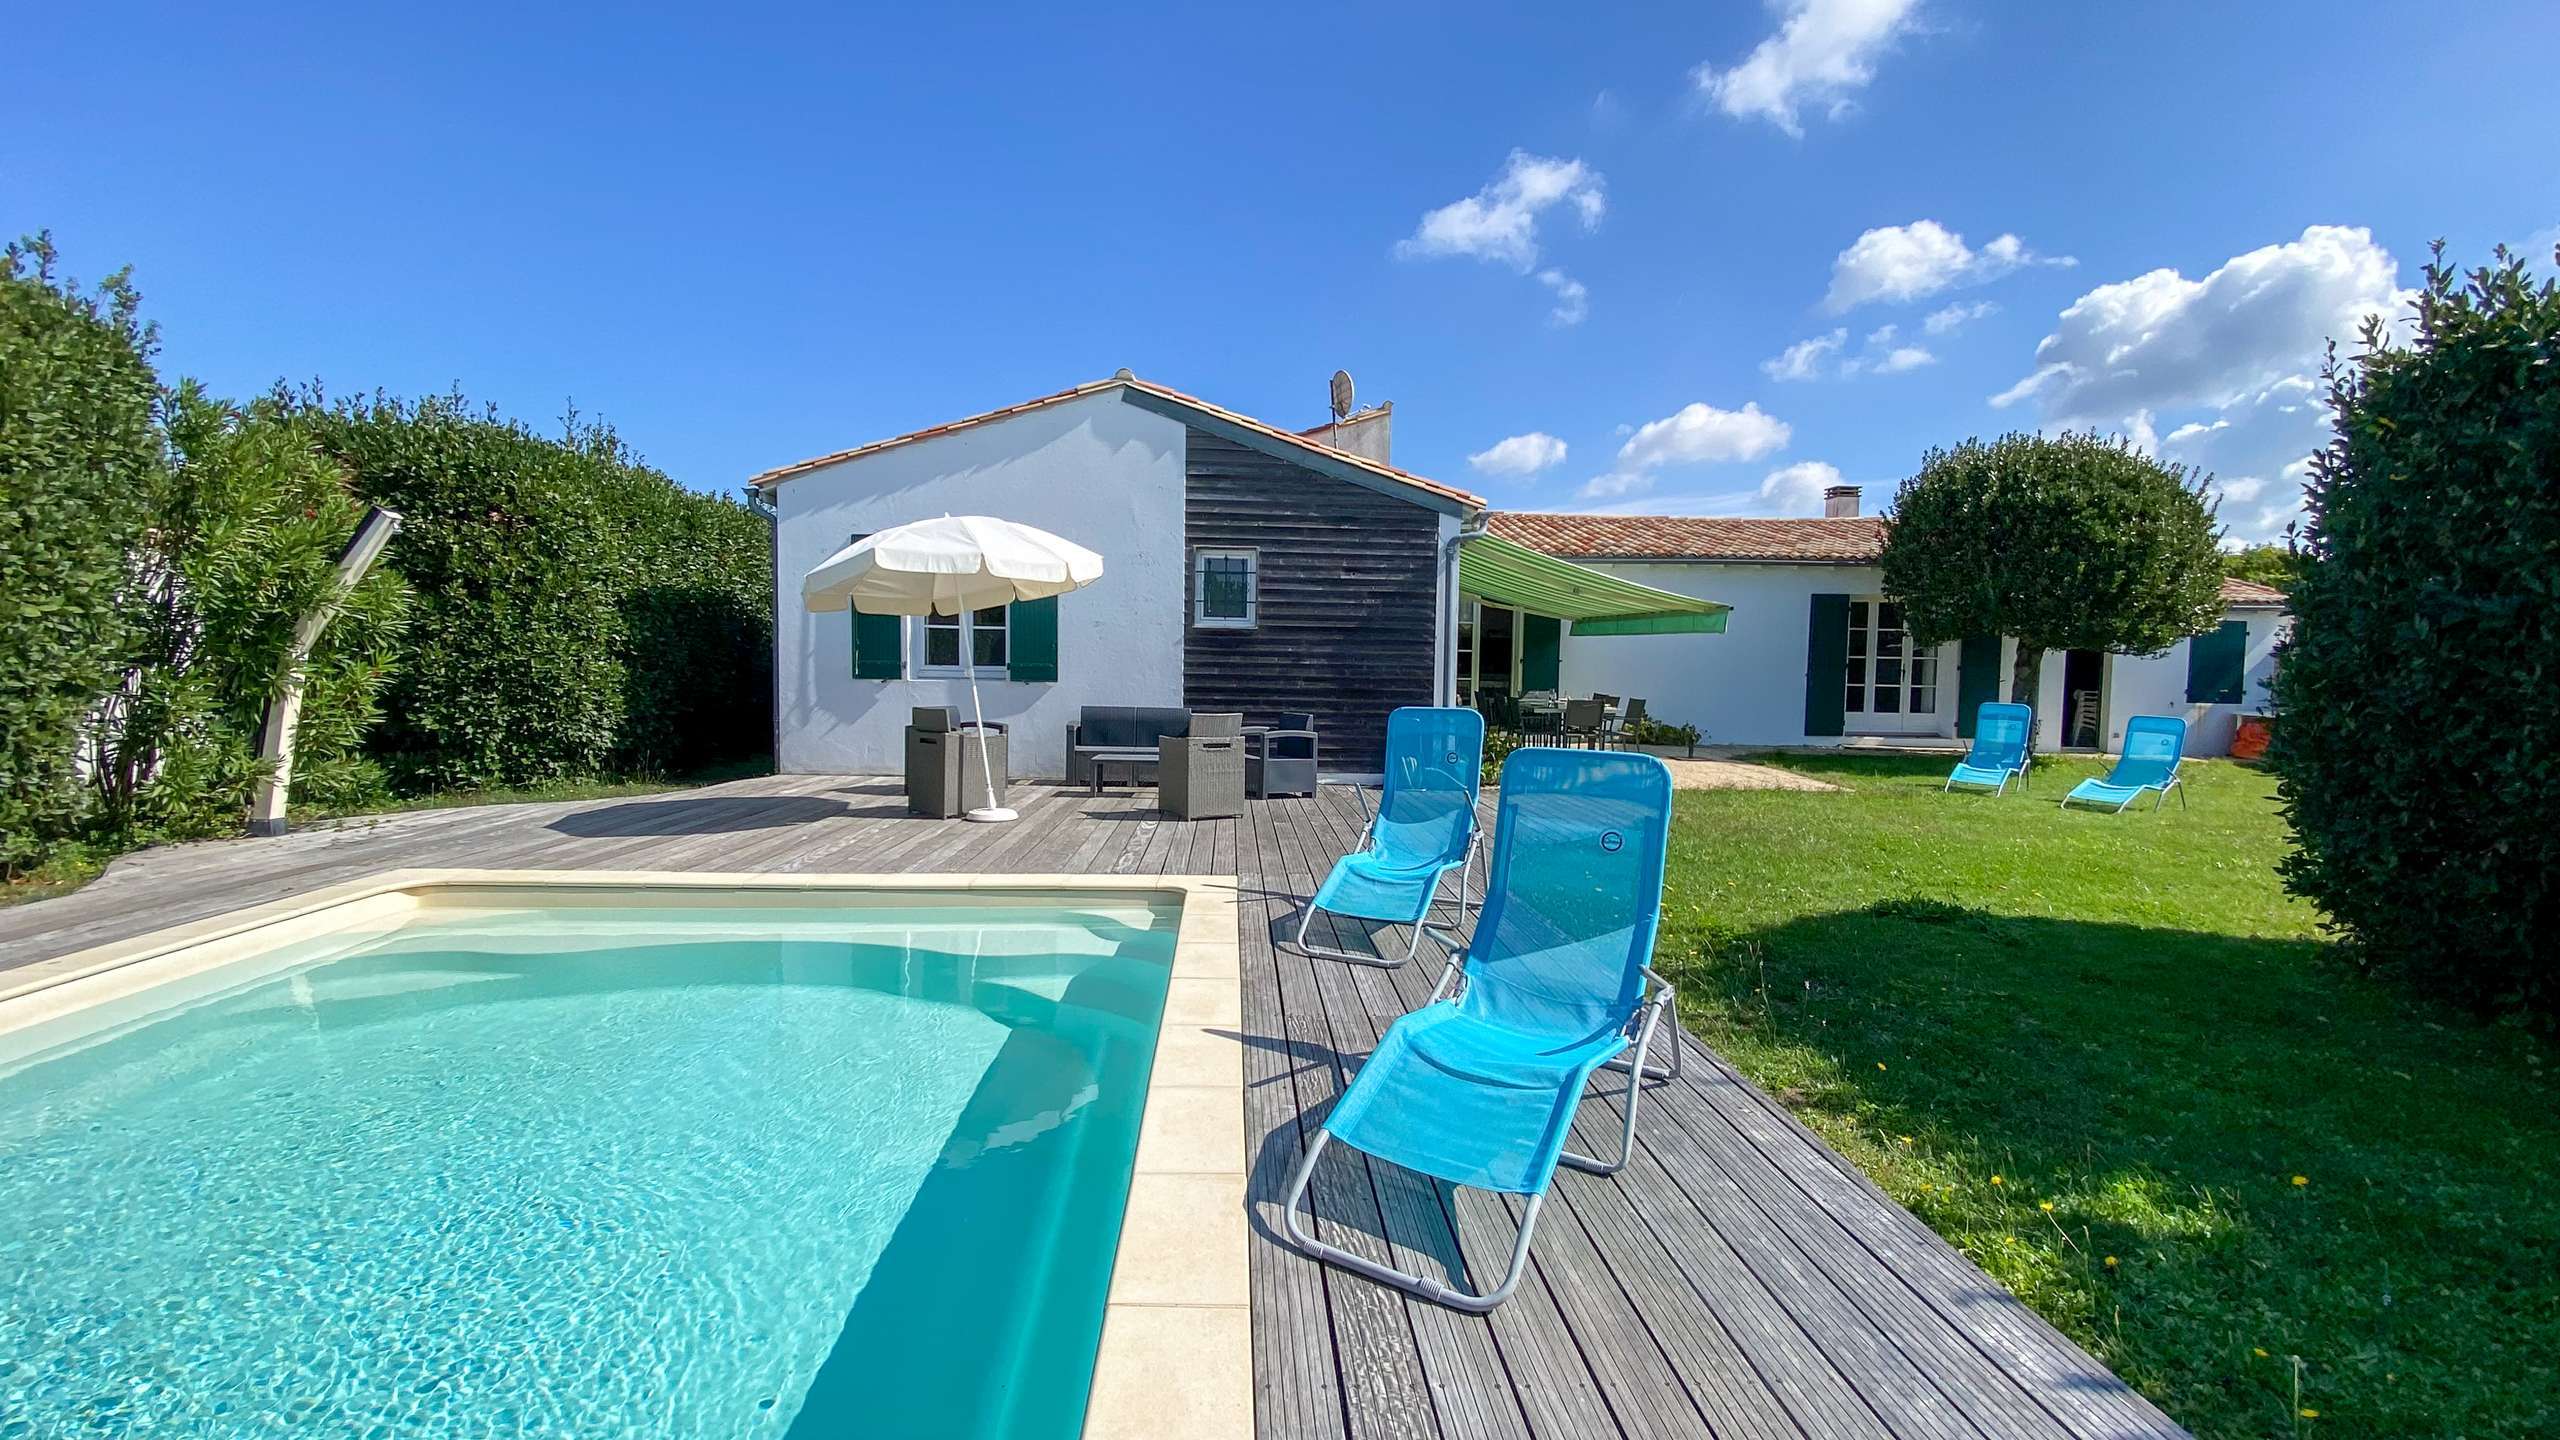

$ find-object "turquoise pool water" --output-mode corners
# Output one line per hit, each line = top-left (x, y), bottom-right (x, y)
(0, 898), (1179, 1438)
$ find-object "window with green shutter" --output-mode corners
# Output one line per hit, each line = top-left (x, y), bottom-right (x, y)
(1804, 594), (1849, 737)
(1008, 595), (1059, 682)
(1955, 634), (2002, 738)
(1520, 614), (1562, 693)
(845, 532), (904, 679)
(2185, 620), (2248, 704)
(851, 611), (904, 679)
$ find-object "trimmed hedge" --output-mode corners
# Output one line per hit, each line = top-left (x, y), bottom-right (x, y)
(0, 239), (162, 876)
(298, 393), (770, 791)
(2275, 245), (2560, 1015)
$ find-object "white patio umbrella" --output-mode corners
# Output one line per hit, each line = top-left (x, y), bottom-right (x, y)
(803, 515), (1105, 822)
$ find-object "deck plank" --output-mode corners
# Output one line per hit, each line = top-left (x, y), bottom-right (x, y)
(0, 774), (2190, 1440)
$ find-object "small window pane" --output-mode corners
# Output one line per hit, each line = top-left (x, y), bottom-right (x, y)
(925, 616), (960, 668)
(1874, 684), (1902, 714)
(1912, 685), (1936, 714)
(1845, 682), (1865, 712)
(972, 606), (1007, 668)
(1197, 552), (1254, 623)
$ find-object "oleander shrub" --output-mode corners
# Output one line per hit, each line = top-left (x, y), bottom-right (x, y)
(2275, 243), (2560, 1016)
(99, 387), (412, 840)
(0, 236), (163, 876)
(297, 392), (770, 791)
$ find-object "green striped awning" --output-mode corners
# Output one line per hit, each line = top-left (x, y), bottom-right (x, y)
(1458, 532), (1729, 636)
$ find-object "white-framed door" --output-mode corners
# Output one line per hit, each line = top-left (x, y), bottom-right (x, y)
(1844, 597), (1945, 734)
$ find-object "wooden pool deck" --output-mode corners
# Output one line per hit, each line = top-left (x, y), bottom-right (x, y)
(0, 774), (2189, 1440)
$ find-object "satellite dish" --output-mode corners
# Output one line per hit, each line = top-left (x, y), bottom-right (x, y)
(1329, 369), (1355, 422)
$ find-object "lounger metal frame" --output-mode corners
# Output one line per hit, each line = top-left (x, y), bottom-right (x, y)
(2061, 769), (2186, 814)
(1278, 934), (1678, 1312)
(1943, 761), (2029, 796)
(1291, 830), (1482, 968)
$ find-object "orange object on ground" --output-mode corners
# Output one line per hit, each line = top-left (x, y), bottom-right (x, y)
(2231, 712), (2273, 761)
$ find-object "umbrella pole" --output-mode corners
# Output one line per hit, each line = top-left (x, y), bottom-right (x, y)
(961, 646), (1015, 822)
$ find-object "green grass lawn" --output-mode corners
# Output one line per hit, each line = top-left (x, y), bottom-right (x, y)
(1653, 754), (2556, 1440)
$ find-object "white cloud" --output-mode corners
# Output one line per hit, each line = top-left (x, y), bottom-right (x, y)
(1537, 268), (1590, 325)
(1757, 460), (1843, 516)
(2152, 374), (2333, 542)
(1922, 299), (1997, 335)
(1616, 401), (1792, 471)
(1569, 488), (1768, 516)
(1577, 471), (1656, 500)
(1468, 432), (1570, 478)
(1826, 220), (2072, 312)
(1992, 228), (2418, 545)
(1762, 328), (1847, 380)
(1783, 324), (1934, 379)
(1870, 345), (1936, 374)
(1398, 151), (1605, 271)
(1693, 0), (1922, 137)
(1992, 225), (2411, 417)
(1576, 400), (1793, 499)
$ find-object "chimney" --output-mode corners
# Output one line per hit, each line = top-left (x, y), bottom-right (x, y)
(1303, 401), (1393, 465)
(1823, 484), (1861, 519)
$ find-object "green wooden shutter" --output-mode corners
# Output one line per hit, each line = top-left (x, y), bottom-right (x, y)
(1955, 634), (2002, 738)
(1008, 595), (1059, 682)
(851, 612), (903, 679)
(2185, 620), (2247, 703)
(1804, 594), (1849, 737)
(1521, 613), (1562, 692)
(844, 531), (904, 679)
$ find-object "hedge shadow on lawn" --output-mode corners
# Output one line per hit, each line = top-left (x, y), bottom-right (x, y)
(1687, 899), (2560, 1433)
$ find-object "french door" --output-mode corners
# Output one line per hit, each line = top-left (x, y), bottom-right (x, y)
(1844, 599), (1942, 733)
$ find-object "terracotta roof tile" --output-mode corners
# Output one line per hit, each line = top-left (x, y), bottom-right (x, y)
(1489, 511), (2293, 611)
(747, 376), (1482, 510)
(1485, 511), (1891, 563)
(2219, 576), (2288, 606)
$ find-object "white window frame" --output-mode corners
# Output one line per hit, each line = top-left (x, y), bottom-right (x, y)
(1192, 547), (1259, 630)
(914, 605), (1009, 677)
(1843, 597), (1942, 732)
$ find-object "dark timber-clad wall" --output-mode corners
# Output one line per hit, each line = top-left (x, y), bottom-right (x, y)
(1182, 430), (1439, 771)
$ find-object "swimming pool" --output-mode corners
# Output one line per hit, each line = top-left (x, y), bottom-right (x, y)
(0, 876), (1246, 1438)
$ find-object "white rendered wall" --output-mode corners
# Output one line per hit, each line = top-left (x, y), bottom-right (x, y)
(2006, 609), (2288, 757)
(1554, 562), (1956, 747)
(2096, 609), (2288, 757)
(769, 391), (1186, 777)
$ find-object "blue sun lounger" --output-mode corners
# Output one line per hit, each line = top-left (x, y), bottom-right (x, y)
(1294, 706), (1485, 968)
(1282, 747), (1680, 1311)
(1946, 701), (2033, 794)
(2062, 713), (2189, 813)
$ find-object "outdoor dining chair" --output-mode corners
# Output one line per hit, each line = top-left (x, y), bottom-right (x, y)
(1945, 701), (2032, 794)
(1294, 707), (1485, 967)
(2062, 714), (2189, 813)
(1281, 746), (1680, 1311)
(1606, 697), (1648, 750)
(1561, 697), (1607, 748)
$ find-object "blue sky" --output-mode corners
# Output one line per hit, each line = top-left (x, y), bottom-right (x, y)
(9, 2), (2555, 542)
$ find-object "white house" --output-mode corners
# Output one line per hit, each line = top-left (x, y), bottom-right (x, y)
(748, 374), (1491, 778)
(1484, 493), (2289, 757)
(752, 375), (2287, 773)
